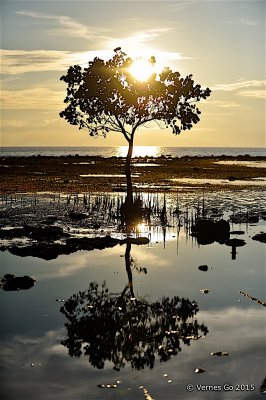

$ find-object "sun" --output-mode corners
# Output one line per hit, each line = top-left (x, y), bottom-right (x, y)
(129, 59), (154, 81)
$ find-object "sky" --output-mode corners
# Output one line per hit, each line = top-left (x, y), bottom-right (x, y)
(1, 0), (265, 148)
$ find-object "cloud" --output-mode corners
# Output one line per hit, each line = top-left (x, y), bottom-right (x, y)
(1, 87), (64, 110)
(1, 47), (188, 75)
(212, 79), (266, 99)
(15, 10), (185, 65)
(240, 18), (259, 26)
(109, 28), (170, 50)
(16, 10), (110, 41)
(0, 49), (114, 74)
(204, 100), (242, 108)
(226, 18), (260, 26)
(238, 89), (265, 99)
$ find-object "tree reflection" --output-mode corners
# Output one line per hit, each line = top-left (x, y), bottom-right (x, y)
(60, 243), (208, 370)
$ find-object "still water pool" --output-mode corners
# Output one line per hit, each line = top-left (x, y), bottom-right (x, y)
(0, 192), (265, 400)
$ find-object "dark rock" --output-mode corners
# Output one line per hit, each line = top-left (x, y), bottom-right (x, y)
(121, 237), (150, 245)
(68, 212), (88, 220)
(23, 225), (69, 241)
(9, 235), (121, 260)
(9, 243), (68, 260)
(211, 351), (229, 356)
(191, 219), (230, 245)
(66, 235), (120, 251)
(230, 213), (259, 224)
(198, 265), (208, 271)
(248, 215), (259, 223)
(0, 225), (69, 241)
(0, 274), (36, 291)
(225, 239), (246, 247)
(225, 238), (246, 260)
(252, 233), (266, 243)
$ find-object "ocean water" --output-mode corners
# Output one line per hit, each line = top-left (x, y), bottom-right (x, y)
(1, 146), (265, 158)
(1, 192), (265, 400)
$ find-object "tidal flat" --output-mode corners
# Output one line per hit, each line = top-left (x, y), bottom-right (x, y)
(1, 154), (266, 194)
(0, 156), (265, 400)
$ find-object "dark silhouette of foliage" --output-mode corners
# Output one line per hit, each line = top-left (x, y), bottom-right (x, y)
(60, 48), (211, 209)
(60, 253), (208, 371)
(0, 274), (36, 291)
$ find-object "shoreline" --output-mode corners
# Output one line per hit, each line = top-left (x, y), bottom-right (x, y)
(1, 154), (266, 194)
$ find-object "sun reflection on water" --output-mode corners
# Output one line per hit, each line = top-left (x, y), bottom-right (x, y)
(117, 146), (160, 158)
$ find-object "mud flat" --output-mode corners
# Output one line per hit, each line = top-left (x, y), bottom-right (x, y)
(1, 154), (265, 194)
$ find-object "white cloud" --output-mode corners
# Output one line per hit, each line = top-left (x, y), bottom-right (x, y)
(226, 18), (260, 26)
(16, 10), (110, 41)
(15, 10), (186, 67)
(109, 28), (169, 49)
(238, 89), (265, 99)
(0, 49), (114, 74)
(212, 79), (266, 99)
(1, 47), (188, 75)
(240, 18), (259, 26)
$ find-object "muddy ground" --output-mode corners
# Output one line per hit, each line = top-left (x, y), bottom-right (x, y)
(1, 154), (265, 194)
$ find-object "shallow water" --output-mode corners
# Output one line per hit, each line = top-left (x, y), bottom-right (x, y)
(169, 177), (266, 187)
(0, 191), (265, 399)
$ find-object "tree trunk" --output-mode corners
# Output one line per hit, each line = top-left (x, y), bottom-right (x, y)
(125, 242), (135, 297)
(125, 139), (134, 207)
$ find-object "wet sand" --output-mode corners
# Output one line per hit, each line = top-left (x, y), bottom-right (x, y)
(1, 154), (265, 194)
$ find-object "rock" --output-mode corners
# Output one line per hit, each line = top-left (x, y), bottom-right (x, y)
(8, 235), (121, 260)
(195, 368), (205, 373)
(0, 225), (69, 241)
(121, 237), (150, 245)
(230, 213), (259, 224)
(198, 265), (208, 271)
(200, 289), (209, 295)
(225, 238), (246, 259)
(252, 232), (266, 243)
(0, 274), (36, 291)
(191, 219), (230, 245)
(211, 351), (229, 356)
(24, 225), (69, 241)
(68, 212), (88, 220)
(225, 239), (246, 247)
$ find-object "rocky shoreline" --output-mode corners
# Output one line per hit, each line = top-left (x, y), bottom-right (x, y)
(1, 154), (265, 194)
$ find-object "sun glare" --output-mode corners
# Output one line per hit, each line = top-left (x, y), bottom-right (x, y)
(129, 59), (154, 81)
(117, 146), (160, 157)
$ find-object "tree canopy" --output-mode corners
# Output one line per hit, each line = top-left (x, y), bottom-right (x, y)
(60, 281), (208, 370)
(59, 47), (211, 144)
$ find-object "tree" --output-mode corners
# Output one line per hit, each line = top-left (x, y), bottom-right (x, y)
(60, 243), (208, 370)
(60, 47), (211, 210)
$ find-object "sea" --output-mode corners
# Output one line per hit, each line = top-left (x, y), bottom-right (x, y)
(1, 146), (265, 158)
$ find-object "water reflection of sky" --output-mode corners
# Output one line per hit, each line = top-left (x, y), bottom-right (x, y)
(0, 308), (265, 400)
(1, 214), (265, 399)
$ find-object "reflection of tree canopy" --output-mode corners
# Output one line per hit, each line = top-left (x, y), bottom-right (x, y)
(60, 282), (208, 370)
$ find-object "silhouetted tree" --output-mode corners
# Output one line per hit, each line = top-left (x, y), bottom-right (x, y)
(60, 243), (208, 370)
(61, 282), (208, 370)
(60, 48), (211, 211)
